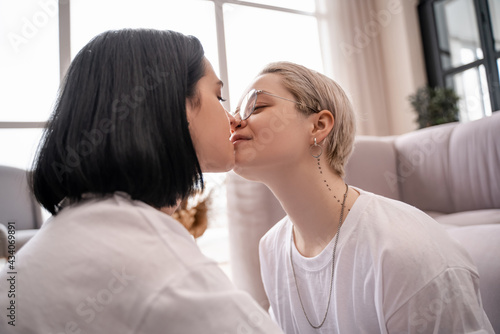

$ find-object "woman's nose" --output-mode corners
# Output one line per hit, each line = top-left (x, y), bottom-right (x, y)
(227, 111), (242, 132)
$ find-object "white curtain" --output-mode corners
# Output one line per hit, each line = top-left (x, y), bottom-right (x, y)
(316, 0), (426, 136)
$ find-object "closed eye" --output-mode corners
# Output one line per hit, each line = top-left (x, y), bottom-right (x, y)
(253, 105), (267, 113)
(218, 96), (227, 102)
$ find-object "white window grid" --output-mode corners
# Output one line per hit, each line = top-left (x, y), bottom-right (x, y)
(0, 0), (320, 131)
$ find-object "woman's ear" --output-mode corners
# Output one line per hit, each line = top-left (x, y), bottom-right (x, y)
(185, 97), (198, 124)
(310, 110), (334, 144)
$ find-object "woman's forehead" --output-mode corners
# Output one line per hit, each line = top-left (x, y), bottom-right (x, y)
(248, 73), (289, 96)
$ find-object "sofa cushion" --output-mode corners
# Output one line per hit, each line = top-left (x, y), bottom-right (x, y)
(394, 113), (500, 214)
(394, 122), (457, 213)
(448, 112), (500, 212)
(433, 209), (500, 227)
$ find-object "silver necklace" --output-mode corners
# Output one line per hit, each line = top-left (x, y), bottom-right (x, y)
(290, 183), (349, 329)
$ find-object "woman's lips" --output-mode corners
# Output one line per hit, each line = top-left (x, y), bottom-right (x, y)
(230, 134), (251, 144)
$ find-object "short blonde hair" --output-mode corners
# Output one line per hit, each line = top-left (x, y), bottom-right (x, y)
(259, 61), (356, 178)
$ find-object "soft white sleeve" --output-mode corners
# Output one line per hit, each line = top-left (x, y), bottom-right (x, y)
(269, 305), (278, 322)
(258, 233), (274, 313)
(135, 263), (284, 334)
(386, 268), (494, 333)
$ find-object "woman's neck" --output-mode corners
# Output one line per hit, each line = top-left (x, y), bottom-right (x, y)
(260, 157), (358, 257)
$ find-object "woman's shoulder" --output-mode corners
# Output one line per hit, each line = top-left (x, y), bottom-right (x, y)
(352, 188), (477, 276)
(43, 192), (207, 269)
(260, 215), (292, 244)
(352, 189), (452, 248)
(259, 215), (291, 253)
(57, 192), (190, 234)
(353, 187), (436, 227)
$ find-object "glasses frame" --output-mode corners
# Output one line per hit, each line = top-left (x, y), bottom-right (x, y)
(233, 89), (316, 121)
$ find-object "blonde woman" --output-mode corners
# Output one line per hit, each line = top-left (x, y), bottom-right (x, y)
(229, 61), (493, 333)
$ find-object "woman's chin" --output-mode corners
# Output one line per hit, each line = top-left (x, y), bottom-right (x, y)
(232, 163), (259, 182)
(200, 157), (235, 173)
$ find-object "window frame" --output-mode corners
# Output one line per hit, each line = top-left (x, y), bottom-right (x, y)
(0, 0), (318, 128)
(418, 0), (500, 115)
(0, 0), (321, 227)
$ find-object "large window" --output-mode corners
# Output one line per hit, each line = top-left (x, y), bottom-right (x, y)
(0, 0), (323, 273)
(418, 0), (500, 122)
(1, 0), (322, 168)
(0, 0), (60, 169)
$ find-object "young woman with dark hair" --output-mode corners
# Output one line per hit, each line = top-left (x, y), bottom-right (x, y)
(0, 29), (282, 333)
(33, 29), (225, 214)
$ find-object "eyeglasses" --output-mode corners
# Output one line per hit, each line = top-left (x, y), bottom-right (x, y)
(233, 89), (315, 121)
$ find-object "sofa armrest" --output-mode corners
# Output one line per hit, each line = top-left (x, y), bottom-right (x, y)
(0, 223), (7, 259)
(226, 172), (285, 310)
(345, 136), (400, 200)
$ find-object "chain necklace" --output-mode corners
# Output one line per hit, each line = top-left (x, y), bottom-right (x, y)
(290, 182), (349, 329)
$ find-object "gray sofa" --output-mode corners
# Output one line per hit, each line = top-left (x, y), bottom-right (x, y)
(0, 165), (43, 258)
(227, 111), (500, 331)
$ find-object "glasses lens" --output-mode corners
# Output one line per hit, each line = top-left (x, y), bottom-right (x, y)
(240, 90), (258, 120)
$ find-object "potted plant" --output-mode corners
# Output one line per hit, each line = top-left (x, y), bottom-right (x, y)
(408, 86), (460, 129)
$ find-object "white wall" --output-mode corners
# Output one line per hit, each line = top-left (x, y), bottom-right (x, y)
(318, 0), (427, 136)
(375, 0), (427, 135)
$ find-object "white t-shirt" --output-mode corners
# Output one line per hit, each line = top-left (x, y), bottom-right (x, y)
(259, 188), (494, 334)
(0, 192), (283, 334)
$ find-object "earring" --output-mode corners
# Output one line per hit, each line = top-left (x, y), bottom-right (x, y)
(309, 138), (323, 158)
